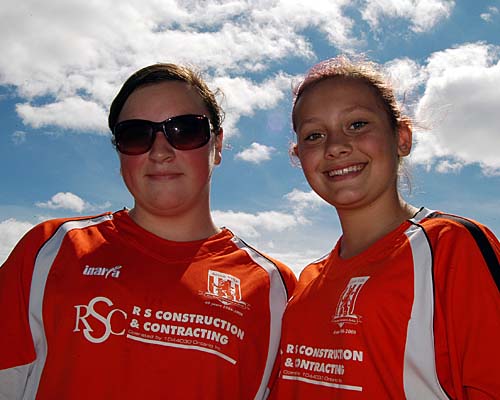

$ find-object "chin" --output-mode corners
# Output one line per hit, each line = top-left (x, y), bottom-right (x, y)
(318, 190), (365, 208)
(332, 196), (374, 211)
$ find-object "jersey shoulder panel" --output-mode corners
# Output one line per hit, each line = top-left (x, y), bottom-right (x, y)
(228, 233), (297, 298)
(421, 211), (500, 293)
(7, 212), (115, 259)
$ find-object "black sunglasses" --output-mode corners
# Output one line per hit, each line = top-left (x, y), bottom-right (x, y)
(113, 114), (212, 155)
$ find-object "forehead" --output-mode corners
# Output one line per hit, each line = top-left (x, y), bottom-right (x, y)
(296, 77), (385, 112)
(119, 81), (208, 121)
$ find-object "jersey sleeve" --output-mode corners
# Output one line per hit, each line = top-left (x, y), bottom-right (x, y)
(0, 220), (61, 396)
(432, 218), (500, 398)
(262, 259), (297, 399)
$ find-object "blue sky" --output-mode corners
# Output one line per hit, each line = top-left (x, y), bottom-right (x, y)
(1, 0), (499, 275)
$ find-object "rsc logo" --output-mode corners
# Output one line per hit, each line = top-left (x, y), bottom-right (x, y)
(73, 296), (127, 343)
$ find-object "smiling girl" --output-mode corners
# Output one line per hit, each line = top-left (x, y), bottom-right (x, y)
(270, 56), (500, 399)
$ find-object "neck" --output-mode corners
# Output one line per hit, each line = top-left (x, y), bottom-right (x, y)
(336, 195), (418, 259)
(128, 204), (220, 242)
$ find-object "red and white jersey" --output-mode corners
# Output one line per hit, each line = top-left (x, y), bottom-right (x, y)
(0, 210), (296, 400)
(270, 208), (500, 399)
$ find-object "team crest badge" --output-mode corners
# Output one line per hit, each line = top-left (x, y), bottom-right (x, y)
(332, 276), (369, 327)
(204, 270), (249, 309)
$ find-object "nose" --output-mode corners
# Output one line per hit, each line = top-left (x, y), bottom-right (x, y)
(148, 131), (175, 162)
(324, 132), (353, 159)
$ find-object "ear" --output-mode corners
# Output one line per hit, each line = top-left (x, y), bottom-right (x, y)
(214, 128), (224, 165)
(397, 120), (412, 157)
(292, 143), (299, 157)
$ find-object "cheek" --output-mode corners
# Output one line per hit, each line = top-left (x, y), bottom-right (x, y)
(179, 149), (212, 175)
(119, 155), (144, 180)
(296, 146), (319, 171)
(359, 133), (393, 154)
(362, 136), (401, 174)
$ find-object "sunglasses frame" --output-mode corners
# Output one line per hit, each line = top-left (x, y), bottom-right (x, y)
(113, 114), (212, 155)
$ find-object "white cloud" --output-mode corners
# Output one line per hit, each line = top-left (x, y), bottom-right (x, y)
(435, 160), (464, 173)
(0, 219), (34, 265)
(213, 73), (294, 136)
(284, 188), (328, 217)
(0, 0), (314, 135)
(17, 97), (108, 133)
(0, 0), (448, 137)
(265, 248), (329, 278)
(11, 131), (27, 144)
(35, 192), (89, 212)
(412, 43), (500, 174)
(215, 74), (291, 116)
(384, 57), (428, 109)
(480, 13), (492, 22)
(213, 209), (300, 238)
(213, 203), (339, 276)
(235, 142), (276, 164)
(211, 188), (331, 271)
(361, 0), (455, 33)
(212, 186), (332, 240)
(480, 165), (500, 177)
(252, 0), (360, 51)
(480, 6), (499, 22)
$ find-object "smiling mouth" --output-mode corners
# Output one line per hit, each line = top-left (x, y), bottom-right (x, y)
(327, 164), (365, 177)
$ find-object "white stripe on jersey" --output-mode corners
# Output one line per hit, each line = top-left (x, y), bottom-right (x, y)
(231, 236), (288, 400)
(403, 208), (448, 399)
(26, 215), (113, 399)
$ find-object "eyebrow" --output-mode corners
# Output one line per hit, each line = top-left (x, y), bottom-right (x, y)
(297, 117), (323, 126)
(297, 105), (377, 127)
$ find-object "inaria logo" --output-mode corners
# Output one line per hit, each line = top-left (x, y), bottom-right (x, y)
(83, 265), (122, 279)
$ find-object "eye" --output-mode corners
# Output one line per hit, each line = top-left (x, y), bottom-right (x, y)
(303, 132), (325, 142)
(349, 121), (368, 130)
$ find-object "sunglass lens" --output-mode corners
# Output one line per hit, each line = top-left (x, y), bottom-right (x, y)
(115, 121), (153, 155)
(166, 115), (210, 150)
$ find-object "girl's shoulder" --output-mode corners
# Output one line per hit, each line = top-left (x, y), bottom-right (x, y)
(417, 210), (499, 292)
(418, 210), (498, 247)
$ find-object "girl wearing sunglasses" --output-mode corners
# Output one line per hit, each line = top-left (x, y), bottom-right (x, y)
(269, 56), (500, 399)
(0, 63), (296, 399)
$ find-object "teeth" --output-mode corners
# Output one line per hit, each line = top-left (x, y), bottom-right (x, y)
(328, 164), (364, 177)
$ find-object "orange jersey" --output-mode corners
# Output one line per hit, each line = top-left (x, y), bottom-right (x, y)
(0, 210), (296, 399)
(271, 208), (500, 399)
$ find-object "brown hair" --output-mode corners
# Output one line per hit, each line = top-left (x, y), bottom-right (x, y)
(292, 55), (407, 133)
(108, 63), (224, 143)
